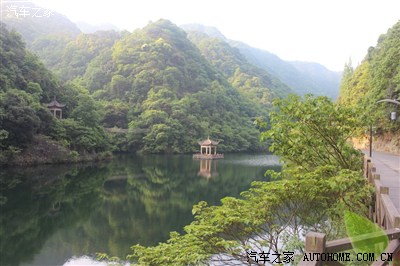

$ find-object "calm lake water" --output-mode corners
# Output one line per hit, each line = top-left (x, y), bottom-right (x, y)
(0, 153), (280, 266)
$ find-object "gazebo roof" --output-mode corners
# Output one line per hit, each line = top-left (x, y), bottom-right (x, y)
(198, 138), (219, 146)
(46, 97), (65, 108)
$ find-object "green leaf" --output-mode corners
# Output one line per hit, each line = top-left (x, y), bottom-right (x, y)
(344, 210), (388, 256)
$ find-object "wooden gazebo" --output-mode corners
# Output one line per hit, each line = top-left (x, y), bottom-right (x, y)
(193, 137), (224, 159)
(45, 97), (65, 119)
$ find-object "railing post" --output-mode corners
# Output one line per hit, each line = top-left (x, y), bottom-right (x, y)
(299, 232), (326, 266)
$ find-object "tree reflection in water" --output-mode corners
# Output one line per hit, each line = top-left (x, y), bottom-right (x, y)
(0, 153), (279, 266)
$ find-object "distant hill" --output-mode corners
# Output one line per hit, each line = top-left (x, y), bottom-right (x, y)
(75, 21), (120, 33)
(229, 41), (341, 99)
(0, 1), (80, 42)
(182, 24), (341, 99)
(185, 30), (293, 110)
(288, 61), (342, 97)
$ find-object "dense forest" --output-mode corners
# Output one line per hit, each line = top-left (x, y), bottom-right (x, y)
(338, 20), (400, 150)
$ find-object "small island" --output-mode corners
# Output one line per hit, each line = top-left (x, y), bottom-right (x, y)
(193, 137), (224, 159)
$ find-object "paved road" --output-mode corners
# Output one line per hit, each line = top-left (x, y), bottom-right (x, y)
(369, 150), (400, 212)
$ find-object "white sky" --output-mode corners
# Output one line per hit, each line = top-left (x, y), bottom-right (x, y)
(18, 0), (400, 71)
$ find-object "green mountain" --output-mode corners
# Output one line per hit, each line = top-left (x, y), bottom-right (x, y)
(338, 20), (400, 133)
(181, 24), (341, 99)
(184, 30), (293, 110)
(2, 16), (272, 154)
(86, 19), (266, 153)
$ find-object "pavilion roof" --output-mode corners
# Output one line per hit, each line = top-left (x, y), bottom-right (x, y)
(45, 98), (65, 108)
(198, 138), (219, 146)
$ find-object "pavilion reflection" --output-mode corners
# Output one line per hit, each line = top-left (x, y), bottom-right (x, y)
(198, 159), (218, 178)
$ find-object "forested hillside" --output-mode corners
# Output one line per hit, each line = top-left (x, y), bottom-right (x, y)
(88, 19), (266, 153)
(185, 30), (292, 109)
(0, 23), (110, 164)
(339, 21), (400, 130)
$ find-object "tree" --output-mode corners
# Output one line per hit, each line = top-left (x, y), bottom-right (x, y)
(70, 94), (100, 128)
(338, 59), (354, 104)
(262, 94), (366, 173)
(110, 75), (130, 99)
(0, 89), (41, 147)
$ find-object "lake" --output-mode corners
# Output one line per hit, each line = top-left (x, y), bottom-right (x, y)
(0, 153), (280, 266)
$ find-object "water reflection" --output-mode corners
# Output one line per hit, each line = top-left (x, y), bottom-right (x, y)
(0, 153), (280, 266)
(197, 159), (218, 178)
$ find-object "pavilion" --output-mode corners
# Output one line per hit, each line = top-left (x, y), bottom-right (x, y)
(193, 137), (224, 159)
(45, 97), (65, 119)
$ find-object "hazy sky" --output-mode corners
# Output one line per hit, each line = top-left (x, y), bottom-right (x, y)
(15, 0), (400, 71)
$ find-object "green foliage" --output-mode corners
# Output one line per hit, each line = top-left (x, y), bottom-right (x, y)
(338, 20), (400, 132)
(51, 119), (110, 153)
(0, 89), (41, 147)
(70, 94), (101, 127)
(100, 99), (129, 128)
(263, 94), (366, 172)
(69, 150), (80, 161)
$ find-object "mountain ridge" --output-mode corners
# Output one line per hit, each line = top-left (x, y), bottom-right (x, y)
(181, 24), (341, 98)
(2, 5), (341, 99)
